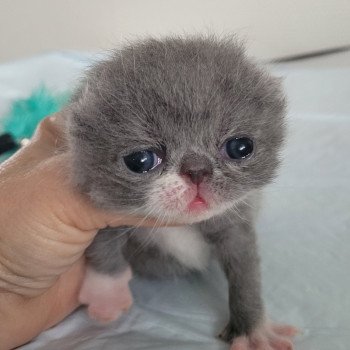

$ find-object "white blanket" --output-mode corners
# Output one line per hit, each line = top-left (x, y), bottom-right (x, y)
(1, 51), (349, 350)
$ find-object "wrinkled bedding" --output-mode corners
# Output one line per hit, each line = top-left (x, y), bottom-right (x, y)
(1, 51), (349, 350)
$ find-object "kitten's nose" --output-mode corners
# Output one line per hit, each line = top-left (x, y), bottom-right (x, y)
(180, 154), (213, 185)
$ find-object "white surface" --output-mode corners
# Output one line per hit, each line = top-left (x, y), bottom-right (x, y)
(1, 51), (349, 349)
(1, 0), (350, 62)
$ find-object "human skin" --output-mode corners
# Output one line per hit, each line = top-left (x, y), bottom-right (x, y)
(0, 114), (164, 349)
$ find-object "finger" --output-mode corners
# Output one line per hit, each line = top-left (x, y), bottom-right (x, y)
(31, 113), (67, 150)
(24, 113), (67, 162)
(0, 114), (66, 176)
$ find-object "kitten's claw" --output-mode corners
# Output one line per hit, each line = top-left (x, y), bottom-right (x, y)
(230, 323), (298, 350)
(79, 267), (133, 323)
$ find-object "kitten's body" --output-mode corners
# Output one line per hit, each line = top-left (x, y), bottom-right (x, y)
(67, 36), (296, 349)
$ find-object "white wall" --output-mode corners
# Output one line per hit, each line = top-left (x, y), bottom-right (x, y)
(1, 0), (350, 63)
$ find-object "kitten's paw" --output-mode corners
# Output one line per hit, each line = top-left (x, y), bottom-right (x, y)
(79, 267), (133, 323)
(230, 323), (298, 350)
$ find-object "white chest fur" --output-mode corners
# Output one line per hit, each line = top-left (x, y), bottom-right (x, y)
(153, 226), (211, 270)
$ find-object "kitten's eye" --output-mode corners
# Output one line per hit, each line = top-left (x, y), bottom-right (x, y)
(224, 137), (254, 160)
(124, 150), (162, 173)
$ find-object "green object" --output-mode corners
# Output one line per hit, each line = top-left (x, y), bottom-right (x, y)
(0, 86), (70, 161)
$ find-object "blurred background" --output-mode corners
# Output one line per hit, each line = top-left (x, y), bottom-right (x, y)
(1, 0), (350, 62)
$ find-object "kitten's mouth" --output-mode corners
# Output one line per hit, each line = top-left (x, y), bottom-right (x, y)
(187, 195), (208, 213)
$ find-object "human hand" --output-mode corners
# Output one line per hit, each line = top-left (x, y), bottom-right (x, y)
(0, 114), (164, 349)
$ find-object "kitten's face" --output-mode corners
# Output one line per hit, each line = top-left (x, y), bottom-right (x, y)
(68, 37), (285, 224)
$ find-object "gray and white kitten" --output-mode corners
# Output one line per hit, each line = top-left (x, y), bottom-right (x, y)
(66, 36), (295, 349)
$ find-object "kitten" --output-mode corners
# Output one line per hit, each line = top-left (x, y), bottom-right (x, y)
(66, 36), (296, 350)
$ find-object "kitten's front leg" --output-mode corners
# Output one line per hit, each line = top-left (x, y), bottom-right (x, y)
(201, 217), (297, 350)
(79, 227), (133, 322)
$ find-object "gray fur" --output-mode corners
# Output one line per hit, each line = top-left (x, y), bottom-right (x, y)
(66, 35), (286, 342)
(200, 194), (263, 340)
(123, 233), (195, 279)
(85, 226), (128, 274)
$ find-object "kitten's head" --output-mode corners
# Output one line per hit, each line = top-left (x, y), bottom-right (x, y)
(67, 36), (286, 224)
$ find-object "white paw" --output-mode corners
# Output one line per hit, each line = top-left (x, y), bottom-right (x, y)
(230, 323), (298, 350)
(79, 267), (133, 323)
